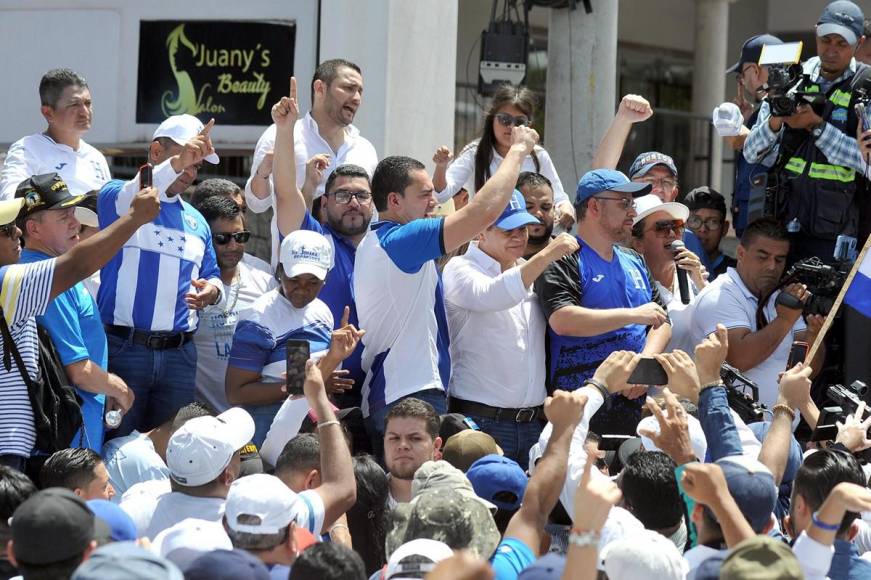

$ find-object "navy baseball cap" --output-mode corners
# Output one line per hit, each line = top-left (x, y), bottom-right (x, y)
(575, 169), (651, 205)
(466, 454), (528, 512)
(818, 0), (865, 46)
(715, 456), (776, 533)
(185, 549), (270, 580)
(628, 152), (678, 179)
(725, 34), (783, 74)
(494, 190), (540, 230)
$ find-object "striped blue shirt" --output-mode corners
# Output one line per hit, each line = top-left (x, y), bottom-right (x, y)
(96, 159), (222, 332)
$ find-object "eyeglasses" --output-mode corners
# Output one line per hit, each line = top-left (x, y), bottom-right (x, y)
(213, 231), (251, 245)
(326, 190), (372, 205)
(637, 177), (677, 190)
(0, 223), (16, 238)
(648, 219), (685, 238)
(495, 112), (530, 127)
(687, 215), (723, 231)
(593, 196), (636, 211)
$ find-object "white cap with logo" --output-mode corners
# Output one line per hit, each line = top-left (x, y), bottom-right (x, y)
(225, 474), (299, 534)
(152, 114), (220, 164)
(166, 407), (255, 487)
(279, 230), (334, 281)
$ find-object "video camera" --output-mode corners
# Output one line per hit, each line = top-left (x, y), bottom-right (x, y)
(811, 381), (869, 459)
(760, 42), (821, 117)
(721, 363), (767, 424)
(773, 256), (850, 317)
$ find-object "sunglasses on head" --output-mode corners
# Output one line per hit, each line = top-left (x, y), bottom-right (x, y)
(495, 112), (530, 127)
(213, 231), (251, 245)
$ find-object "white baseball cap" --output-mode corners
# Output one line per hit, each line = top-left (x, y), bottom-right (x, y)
(152, 114), (220, 164)
(166, 407), (255, 487)
(601, 528), (689, 579)
(386, 539), (453, 580)
(631, 193), (689, 226)
(151, 518), (232, 570)
(279, 230), (334, 281)
(224, 474), (299, 535)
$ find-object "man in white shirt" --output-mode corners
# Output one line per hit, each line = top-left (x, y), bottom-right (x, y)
(245, 59), (377, 267)
(192, 196), (277, 412)
(443, 190), (578, 465)
(689, 217), (824, 409)
(1, 69), (110, 199)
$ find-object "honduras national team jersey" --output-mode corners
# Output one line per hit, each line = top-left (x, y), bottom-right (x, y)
(228, 289), (333, 382)
(353, 219), (451, 417)
(96, 160), (222, 333)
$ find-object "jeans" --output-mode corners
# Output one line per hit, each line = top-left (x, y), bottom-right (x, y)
(107, 333), (198, 437)
(365, 389), (447, 461)
(243, 402), (283, 449)
(468, 415), (544, 469)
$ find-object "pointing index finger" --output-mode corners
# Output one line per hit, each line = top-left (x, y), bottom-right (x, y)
(290, 76), (297, 100)
(200, 118), (215, 135)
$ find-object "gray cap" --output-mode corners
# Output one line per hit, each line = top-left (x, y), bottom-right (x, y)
(71, 542), (183, 580)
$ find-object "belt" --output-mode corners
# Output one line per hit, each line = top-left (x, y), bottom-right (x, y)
(448, 398), (544, 423)
(104, 325), (194, 350)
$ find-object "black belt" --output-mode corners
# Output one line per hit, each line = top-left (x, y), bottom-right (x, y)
(104, 325), (194, 350)
(448, 397), (544, 423)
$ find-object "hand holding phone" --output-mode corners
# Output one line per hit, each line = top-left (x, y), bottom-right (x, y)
(139, 163), (153, 189)
(787, 340), (809, 369)
(627, 357), (669, 386)
(285, 340), (310, 397)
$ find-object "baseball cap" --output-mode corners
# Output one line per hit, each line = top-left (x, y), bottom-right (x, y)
(385, 539), (454, 580)
(0, 198), (24, 227)
(715, 455), (777, 532)
(442, 430), (503, 472)
(279, 229), (334, 281)
(631, 193), (690, 226)
(71, 541), (183, 580)
(494, 190), (540, 230)
(466, 454), (528, 512)
(87, 499), (138, 543)
(575, 169), (651, 205)
(386, 488), (501, 560)
(628, 152), (679, 180)
(238, 442), (264, 478)
(684, 186), (727, 215)
(11, 487), (95, 565)
(438, 413), (480, 442)
(638, 409), (708, 461)
(152, 114), (220, 164)
(817, 1), (865, 46)
(150, 518), (232, 570)
(166, 407), (255, 487)
(411, 460), (497, 510)
(184, 549), (270, 580)
(225, 473), (298, 534)
(518, 553), (567, 580)
(15, 173), (87, 217)
(719, 535), (803, 579)
(725, 34), (784, 74)
(600, 529), (689, 580)
(75, 190), (100, 229)
(596, 506), (645, 570)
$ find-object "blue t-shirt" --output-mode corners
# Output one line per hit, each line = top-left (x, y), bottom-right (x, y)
(20, 248), (108, 451)
(490, 537), (535, 579)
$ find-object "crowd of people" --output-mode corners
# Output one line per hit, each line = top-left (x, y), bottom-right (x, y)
(4, 1), (871, 578)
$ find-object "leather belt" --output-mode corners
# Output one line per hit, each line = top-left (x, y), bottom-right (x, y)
(104, 325), (194, 350)
(448, 397), (544, 423)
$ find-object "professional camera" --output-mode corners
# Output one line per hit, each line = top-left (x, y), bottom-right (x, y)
(760, 42), (821, 117)
(774, 257), (850, 316)
(720, 363), (766, 424)
(811, 381), (870, 459)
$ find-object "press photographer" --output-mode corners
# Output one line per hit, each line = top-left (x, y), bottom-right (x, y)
(743, 1), (869, 264)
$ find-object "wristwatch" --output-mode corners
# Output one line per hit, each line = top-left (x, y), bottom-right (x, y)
(811, 121), (825, 139)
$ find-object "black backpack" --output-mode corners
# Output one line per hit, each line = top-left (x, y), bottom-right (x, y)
(0, 311), (83, 453)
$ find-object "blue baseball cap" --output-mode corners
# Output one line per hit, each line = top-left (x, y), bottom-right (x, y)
(518, 553), (567, 579)
(87, 499), (138, 542)
(715, 456), (776, 533)
(575, 169), (651, 205)
(628, 152), (679, 179)
(494, 190), (540, 230)
(466, 454), (528, 512)
(185, 549), (270, 580)
(726, 34), (783, 74)
(818, 1), (865, 46)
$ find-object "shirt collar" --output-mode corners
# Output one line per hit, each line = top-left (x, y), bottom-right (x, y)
(726, 266), (758, 303)
(303, 112), (360, 140)
(804, 55), (857, 85)
(465, 242), (513, 275)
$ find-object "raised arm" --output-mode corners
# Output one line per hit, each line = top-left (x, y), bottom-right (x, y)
(759, 363), (813, 484)
(442, 126), (538, 252)
(681, 463), (755, 548)
(271, 77), (307, 237)
(591, 95), (653, 170)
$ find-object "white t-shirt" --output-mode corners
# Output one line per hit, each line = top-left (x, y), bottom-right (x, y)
(101, 430), (169, 502)
(194, 260), (278, 412)
(656, 274), (699, 354)
(0, 133), (110, 198)
(690, 267), (805, 409)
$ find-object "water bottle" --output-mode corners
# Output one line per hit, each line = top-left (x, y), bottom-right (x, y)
(105, 409), (123, 429)
(787, 218), (801, 233)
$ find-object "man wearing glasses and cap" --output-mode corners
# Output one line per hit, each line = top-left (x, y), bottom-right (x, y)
(535, 169), (671, 436)
(0, 173), (159, 471)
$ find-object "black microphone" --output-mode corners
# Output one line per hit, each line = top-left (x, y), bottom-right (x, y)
(670, 240), (690, 304)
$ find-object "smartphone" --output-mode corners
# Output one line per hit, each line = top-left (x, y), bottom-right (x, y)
(787, 340), (809, 369)
(598, 434), (634, 452)
(856, 103), (871, 132)
(627, 357), (669, 386)
(139, 163), (153, 189)
(285, 340), (310, 397)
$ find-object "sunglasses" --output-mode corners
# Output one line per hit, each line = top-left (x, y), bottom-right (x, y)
(0, 223), (16, 238)
(213, 231), (251, 245)
(325, 190), (372, 205)
(594, 196), (636, 211)
(648, 219), (685, 238)
(687, 215), (723, 231)
(495, 112), (530, 127)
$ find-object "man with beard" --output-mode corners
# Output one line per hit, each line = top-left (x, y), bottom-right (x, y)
(535, 169), (671, 436)
(382, 398), (442, 508)
(271, 78), (372, 408)
(245, 60), (377, 269)
(517, 172), (555, 259)
(690, 218), (824, 408)
(192, 196), (277, 412)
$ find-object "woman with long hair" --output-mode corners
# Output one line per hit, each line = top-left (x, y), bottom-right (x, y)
(346, 454), (389, 575)
(433, 85), (575, 229)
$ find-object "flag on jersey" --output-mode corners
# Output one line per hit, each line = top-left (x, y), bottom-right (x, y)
(844, 248), (871, 318)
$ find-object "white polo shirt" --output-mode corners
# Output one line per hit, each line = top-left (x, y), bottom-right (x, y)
(243, 113), (378, 266)
(0, 133), (110, 198)
(443, 243), (546, 408)
(353, 218), (450, 417)
(690, 267), (805, 409)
